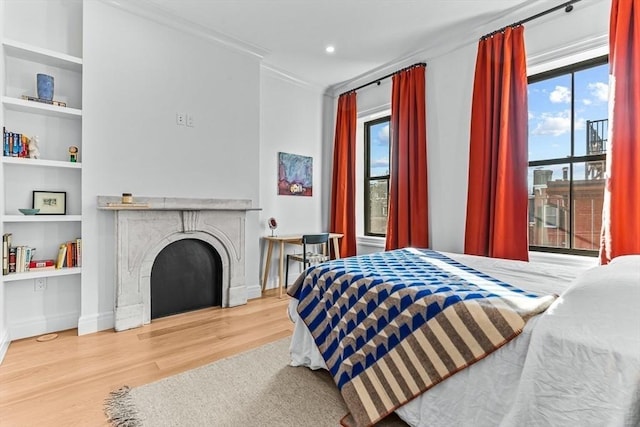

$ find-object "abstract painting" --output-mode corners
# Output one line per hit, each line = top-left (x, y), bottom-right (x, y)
(278, 152), (312, 196)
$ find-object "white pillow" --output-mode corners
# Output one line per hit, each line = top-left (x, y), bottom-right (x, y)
(609, 254), (640, 267)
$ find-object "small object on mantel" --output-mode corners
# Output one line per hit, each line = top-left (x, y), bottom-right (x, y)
(121, 193), (133, 204)
(36, 333), (58, 342)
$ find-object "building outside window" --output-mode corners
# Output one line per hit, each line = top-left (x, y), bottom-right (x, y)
(528, 56), (608, 254)
(364, 116), (390, 236)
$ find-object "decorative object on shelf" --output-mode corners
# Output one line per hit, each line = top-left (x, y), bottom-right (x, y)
(32, 190), (66, 215)
(18, 208), (40, 215)
(36, 73), (54, 101)
(121, 193), (133, 204)
(68, 145), (78, 162)
(268, 217), (278, 236)
(28, 135), (40, 159)
(21, 95), (66, 107)
(278, 152), (313, 196)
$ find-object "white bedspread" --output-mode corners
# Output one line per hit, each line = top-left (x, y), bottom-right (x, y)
(502, 255), (640, 426)
(288, 251), (596, 426)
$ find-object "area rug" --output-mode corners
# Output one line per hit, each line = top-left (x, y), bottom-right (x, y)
(104, 337), (407, 427)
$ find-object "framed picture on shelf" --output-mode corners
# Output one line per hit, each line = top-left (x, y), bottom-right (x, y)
(33, 191), (66, 215)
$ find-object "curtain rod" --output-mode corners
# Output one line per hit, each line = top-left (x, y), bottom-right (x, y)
(339, 62), (426, 97)
(481, 0), (582, 40)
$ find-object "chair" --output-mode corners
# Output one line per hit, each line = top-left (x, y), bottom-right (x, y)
(285, 233), (330, 289)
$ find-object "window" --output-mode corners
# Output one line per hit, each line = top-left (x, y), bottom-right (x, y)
(528, 56), (608, 254)
(364, 116), (390, 236)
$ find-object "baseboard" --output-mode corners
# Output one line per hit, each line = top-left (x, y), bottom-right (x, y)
(0, 327), (10, 365)
(246, 283), (263, 300)
(77, 311), (114, 335)
(9, 311), (80, 341)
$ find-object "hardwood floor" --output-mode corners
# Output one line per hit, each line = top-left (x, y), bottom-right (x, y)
(0, 291), (293, 427)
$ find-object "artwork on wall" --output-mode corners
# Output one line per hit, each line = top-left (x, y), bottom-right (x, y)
(278, 152), (313, 196)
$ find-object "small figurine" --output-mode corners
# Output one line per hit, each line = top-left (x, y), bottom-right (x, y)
(28, 135), (40, 159)
(68, 146), (78, 162)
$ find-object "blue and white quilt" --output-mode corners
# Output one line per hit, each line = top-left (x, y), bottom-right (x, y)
(287, 248), (557, 427)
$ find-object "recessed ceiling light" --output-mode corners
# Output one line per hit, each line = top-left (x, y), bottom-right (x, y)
(325, 45), (335, 54)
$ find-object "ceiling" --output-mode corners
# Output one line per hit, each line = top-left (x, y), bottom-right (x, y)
(139, 0), (547, 90)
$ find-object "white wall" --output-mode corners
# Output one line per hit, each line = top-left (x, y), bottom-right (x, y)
(259, 69), (325, 286)
(0, 0), (610, 353)
(80, 1), (262, 333)
(343, 0), (610, 255)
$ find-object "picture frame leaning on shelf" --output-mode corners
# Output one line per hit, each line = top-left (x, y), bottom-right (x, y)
(33, 190), (67, 215)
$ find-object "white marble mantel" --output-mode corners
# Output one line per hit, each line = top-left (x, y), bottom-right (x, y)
(98, 196), (260, 331)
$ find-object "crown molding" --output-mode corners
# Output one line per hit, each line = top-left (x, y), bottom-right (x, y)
(527, 33), (608, 74)
(99, 0), (268, 60)
(260, 63), (323, 93)
(327, 0), (562, 97)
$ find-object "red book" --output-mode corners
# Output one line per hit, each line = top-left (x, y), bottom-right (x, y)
(29, 259), (55, 268)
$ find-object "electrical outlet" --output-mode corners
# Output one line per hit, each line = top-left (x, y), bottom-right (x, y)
(34, 277), (47, 291)
(186, 114), (194, 127)
(176, 113), (186, 126)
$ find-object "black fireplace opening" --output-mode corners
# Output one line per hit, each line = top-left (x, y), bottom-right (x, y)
(151, 238), (222, 319)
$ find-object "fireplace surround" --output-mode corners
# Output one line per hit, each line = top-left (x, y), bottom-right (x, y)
(98, 196), (258, 331)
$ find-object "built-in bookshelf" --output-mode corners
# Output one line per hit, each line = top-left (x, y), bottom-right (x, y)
(1, 0), (83, 341)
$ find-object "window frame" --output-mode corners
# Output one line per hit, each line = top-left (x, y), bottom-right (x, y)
(528, 55), (608, 257)
(364, 115), (391, 237)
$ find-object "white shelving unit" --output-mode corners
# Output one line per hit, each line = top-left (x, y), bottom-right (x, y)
(1, 0), (84, 340)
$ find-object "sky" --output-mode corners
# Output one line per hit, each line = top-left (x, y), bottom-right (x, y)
(367, 63), (609, 181)
(528, 62), (609, 191)
(369, 121), (390, 177)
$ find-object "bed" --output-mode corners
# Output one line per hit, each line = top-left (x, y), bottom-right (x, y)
(286, 249), (640, 427)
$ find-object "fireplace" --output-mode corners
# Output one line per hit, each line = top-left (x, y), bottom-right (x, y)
(98, 196), (257, 331)
(150, 238), (222, 319)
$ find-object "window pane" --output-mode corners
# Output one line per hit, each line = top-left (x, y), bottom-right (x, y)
(572, 162), (605, 250)
(368, 121), (390, 178)
(528, 165), (570, 248)
(367, 179), (388, 234)
(528, 75), (572, 161)
(574, 63), (609, 157)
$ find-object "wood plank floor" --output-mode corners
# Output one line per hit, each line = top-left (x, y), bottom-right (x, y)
(0, 291), (293, 427)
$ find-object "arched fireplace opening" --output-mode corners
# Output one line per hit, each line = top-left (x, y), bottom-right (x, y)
(150, 238), (222, 319)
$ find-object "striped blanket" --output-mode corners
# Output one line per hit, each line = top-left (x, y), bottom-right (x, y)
(287, 248), (557, 427)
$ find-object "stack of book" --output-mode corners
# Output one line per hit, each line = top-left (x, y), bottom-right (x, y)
(2, 126), (29, 158)
(55, 238), (82, 269)
(21, 95), (66, 107)
(2, 233), (82, 275)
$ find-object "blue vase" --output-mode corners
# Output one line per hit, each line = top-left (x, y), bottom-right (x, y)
(37, 74), (54, 101)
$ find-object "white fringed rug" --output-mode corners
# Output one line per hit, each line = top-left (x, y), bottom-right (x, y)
(104, 337), (407, 427)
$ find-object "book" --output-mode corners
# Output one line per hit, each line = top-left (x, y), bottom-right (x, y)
(29, 259), (54, 269)
(8, 247), (16, 273)
(105, 202), (149, 208)
(75, 238), (82, 267)
(21, 95), (67, 107)
(55, 243), (67, 269)
(66, 242), (72, 268)
(3, 127), (9, 157)
(28, 265), (55, 271)
(2, 233), (10, 275)
(16, 246), (23, 273)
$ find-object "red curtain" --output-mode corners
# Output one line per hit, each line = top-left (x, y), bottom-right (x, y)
(599, 0), (640, 263)
(464, 26), (529, 261)
(385, 64), (429, 250)
(330, 92), (357, 258)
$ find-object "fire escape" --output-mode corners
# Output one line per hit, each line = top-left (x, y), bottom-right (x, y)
(585, 119), (608, 179)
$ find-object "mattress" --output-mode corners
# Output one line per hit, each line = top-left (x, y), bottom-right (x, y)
(288, 251), (594, 426)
